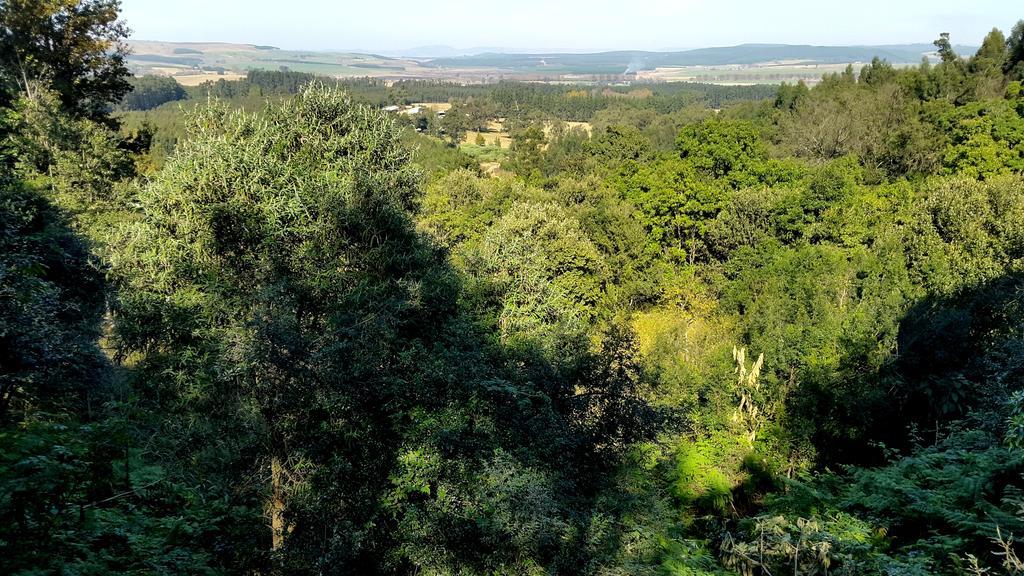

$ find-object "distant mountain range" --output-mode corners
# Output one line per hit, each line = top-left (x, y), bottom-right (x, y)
(364, 42), (981, 63)
(368, 46), (639, 58)
(424, 43), (981, 73)
(370, 45), (520, 58)
(125, 40), (981, 85)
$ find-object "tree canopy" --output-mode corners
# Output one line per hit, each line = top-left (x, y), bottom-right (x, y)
(0, 0), (131, 121)
(4, 6), (1024, 575)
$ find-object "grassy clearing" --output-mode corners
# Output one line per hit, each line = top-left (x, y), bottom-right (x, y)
(412, 102), (453, 113)
(545, 121), (592, 137)
(458, 143), (509, 163)
(462, 130), (512, 148)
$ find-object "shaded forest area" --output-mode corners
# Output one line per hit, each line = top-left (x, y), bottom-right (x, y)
(4, 1), (1024, 575)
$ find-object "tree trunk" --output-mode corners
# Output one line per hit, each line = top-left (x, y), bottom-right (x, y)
(270, 456), (287, 551)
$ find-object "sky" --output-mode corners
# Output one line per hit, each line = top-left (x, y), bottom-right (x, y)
(119, 0), (1021, 53)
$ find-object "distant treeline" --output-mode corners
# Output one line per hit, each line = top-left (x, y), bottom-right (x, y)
(119, 70), (778, 119)
(117, 75), (188, 111)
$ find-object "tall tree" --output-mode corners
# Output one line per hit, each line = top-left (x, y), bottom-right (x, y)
(934, 32), (959, 63)
(110, 85), (475, 569)
(1007, 20), (1024, 79)
(973, 28), (1008, 70)
(0, 0), (131, 121)
(0, 169), (104, 421)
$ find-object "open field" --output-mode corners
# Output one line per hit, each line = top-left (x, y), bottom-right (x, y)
(457, 119), (593, 176)
(462, 120), (514, 148)
(460, 120), (593, 150)
(172, 72), (248, 85)
(548, 121), (593, 136)
(127, 40), (440, 80)
(413, 102), (453, 113)
(463, 130), (511, 148)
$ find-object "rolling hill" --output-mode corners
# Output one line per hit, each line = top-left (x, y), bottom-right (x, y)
(127, 40), (980, 85)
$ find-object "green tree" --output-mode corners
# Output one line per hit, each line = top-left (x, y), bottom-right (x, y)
(969, 28), (1010, 100)
(859, 57), (897, 87)
(0, 0), (131, 122)
(974, 28), (1009, 73)
(935, 32), (959, 64)
(473, 201), (607, 351)
(619, 156), (725, 263)
(676, 118), (767, 181)
(110, 87), (660, 573)
(507, 123), (546, 178)
(1004, 20), (1024, 79)
(118, 75), (188, 111)
(592, 124), (655, 165)
(0, 171), (104, 420)
(929, 32), (973, 103)
(936, 99), (1024, 179)
(440, 102), (469, 144)
(113, 85), (436, 559)
(9, 87), (134, 209)
(779, 83), (942, 177)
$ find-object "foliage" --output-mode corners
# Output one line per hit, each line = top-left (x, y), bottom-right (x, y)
(0, 172), (103, 419)
(0, 0), (131, 122)
(10, 87), (134, 210)
(118, 75), (187, 111)
(6, 6), (1024, 574)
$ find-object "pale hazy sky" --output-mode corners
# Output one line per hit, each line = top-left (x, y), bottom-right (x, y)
(119, 0), (1020, 52)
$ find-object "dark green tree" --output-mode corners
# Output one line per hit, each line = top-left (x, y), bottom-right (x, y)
(1007, 20), (1024, 79)
(112, 86), (443, 564)
(0, 171), (104, 421)
(118, 75), (188, 111)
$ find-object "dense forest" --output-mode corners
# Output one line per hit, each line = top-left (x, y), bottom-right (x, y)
(3, 1), (1024, 575)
